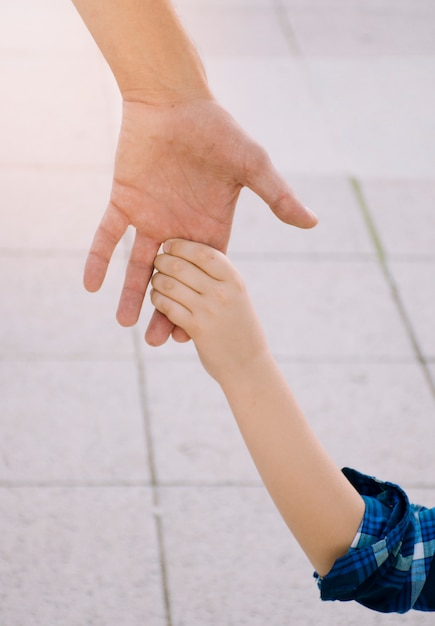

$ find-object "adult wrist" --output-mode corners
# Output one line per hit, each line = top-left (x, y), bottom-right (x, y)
(121, 82), (213, 106)
(119, 44), (212, 106)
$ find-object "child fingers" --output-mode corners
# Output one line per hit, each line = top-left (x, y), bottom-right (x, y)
(150, 286), (192, 333)
(154, 251), (213, 294)
(151, 271), (199, 315)
(162, 239), (233, 281)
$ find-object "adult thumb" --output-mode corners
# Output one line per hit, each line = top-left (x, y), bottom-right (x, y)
(244, 148), (318, 229)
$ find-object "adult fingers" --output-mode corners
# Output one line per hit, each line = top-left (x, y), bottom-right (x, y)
(83, 203), (129, 292)
(171, 325), (191, 343)
(243, 146), (318, 229)
(145, 299), (193, 346)
(144, 309), (176, 346)
(116, 231), (159, 327)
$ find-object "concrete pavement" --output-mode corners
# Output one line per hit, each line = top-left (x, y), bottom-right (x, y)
(0, 0), (434, 624)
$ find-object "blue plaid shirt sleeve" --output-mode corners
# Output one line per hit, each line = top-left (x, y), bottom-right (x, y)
(315, 468), (435, 613)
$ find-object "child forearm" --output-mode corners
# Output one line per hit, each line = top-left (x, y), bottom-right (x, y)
(219, 355), (365, 577)
(71, 0), (211, 103)
(151, 239), (365, 577)
(151, 240), (435, 611)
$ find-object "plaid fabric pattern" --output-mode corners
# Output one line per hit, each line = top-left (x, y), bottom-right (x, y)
(315, 468), (435, 613)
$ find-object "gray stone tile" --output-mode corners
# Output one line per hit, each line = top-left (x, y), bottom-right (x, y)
(0, 0), (97, 53)
(204, 57), (344, 175)
(390, 259), (435, 359)
(406, 487), (435, 510)
(144, 357), (435, 488)
(178, 7), (289, 56)
(279, 361), (435, 487)
(160, 486), (433, 625)
(0, 52), (115, 167)
(282, 0), (435, 10)
(160, 485), (308, 626)
(0, 487), (166, 626)
(0, 361), (149, 484)
(176, 0), (273, 8)
(0, 256), (134, 358)
(360, 179), (435, 257)
(0, 168), (113, 251)
(140, 257), (414, 361)
(238, 258), (414, 359)
(144, 359), (259, 485)
(307, 57), (435, 178)
(229, 175), (375, 256)
(283, 2), (435, 56)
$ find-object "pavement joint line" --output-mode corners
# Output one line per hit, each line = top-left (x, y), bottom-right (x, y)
(229, 251), (378, 262)
(1, 481), (434, 490)
(132, 326), (174, 626)
(0, 162), (111, 172)
(349, 176), (435, 400)
(0, 482), (154, 489)
(0, 481), (265, 489)
(272, 0), (302, 57)
(142, 354), (422, 365)
(0, 354), (134, 362)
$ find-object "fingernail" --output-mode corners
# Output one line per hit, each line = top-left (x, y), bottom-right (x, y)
(163, 240), (172, 253)
(306, 207), (318, 219)
(305, 207), (319, 225)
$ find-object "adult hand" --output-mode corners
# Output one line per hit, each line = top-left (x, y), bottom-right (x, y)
(83, 97), (317, 346)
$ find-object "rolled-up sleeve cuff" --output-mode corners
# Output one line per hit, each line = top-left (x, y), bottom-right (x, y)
(315, 468), (435, 613)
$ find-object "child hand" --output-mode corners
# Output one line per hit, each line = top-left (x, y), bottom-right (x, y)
(150, 239), (269, 383)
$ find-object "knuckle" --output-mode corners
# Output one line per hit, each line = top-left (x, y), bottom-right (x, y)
(152, 272), (175, 292)
(151, 291), (171, 317)
(162, 276), (175, 290)
(151, 272), (160, 289)
(170, 257), (184, 274)
(214, 284), (231, 307)
(153, 254), (164, 271)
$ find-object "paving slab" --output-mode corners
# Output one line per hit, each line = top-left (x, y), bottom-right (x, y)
(1, 0), (434, 623)
(283, 1), (435, 56)
(0, 0), (98, 54)
(0, 255), (133, 358)
(389, 259), (435, 359)
(0, 51), (114, 168)
(180, 6), (289, 56)
(279, 361), (435, 487)
(360, 179), (435, 257)
(144, 357), (435, 488)
(144, 358), (259, 485)
(0, 360), (149, 484)
(307, 57), (435, 178)
(204, 57), (344, 175)
(0, 167), (112, 251)
(0, 487), (165, 626)
(141, 257), (416, 361)
(238, 257), (414, 360)
(159, 485), (435, 626)
(176, 0), (274, 8)
(229, 175), (375, 255)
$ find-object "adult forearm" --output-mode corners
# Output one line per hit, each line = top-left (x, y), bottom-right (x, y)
(72, 0), (211, 103)
(220, 355), (365, 577)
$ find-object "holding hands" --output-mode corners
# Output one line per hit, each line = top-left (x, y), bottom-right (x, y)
(151, 238), (269, 383)
(73, 0), (317, 345)
(84, 99), (317, 346)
